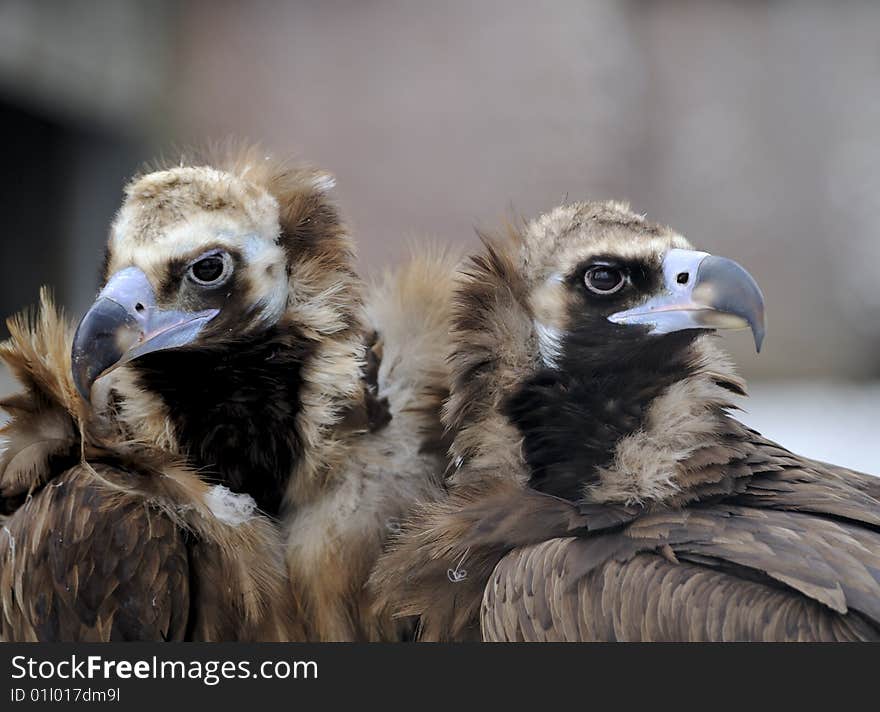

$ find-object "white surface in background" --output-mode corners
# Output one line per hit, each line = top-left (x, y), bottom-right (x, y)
(739, 382), (880, 474)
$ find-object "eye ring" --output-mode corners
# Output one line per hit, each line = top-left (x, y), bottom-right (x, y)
(188, 251), (232, 287)
(584, 264), (626, 295)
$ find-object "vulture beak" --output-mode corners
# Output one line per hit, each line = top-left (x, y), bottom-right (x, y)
(72, 267), (219, 400)
(608, 248), (766, 351)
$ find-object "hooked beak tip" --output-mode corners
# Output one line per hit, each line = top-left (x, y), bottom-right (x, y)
(754, 326), (765, 353)
(695, 253), (766, 355)
(607, 249), (766, 354)
(71, 266), (221, 401)
(71, 297), (135, 401)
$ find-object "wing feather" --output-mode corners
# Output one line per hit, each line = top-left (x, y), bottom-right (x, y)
(483, 504), (880, 641)
(731, 438), (880, 528)
(1, 464), (190, 641)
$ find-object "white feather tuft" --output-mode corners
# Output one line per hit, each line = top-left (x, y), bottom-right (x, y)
(311, 174), (337, 193)
(534, 321), (564, 368)
(204, 485), (257, 526)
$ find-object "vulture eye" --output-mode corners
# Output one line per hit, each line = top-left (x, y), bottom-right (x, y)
(188, 253), (231, 286)
(584, 265), (625, 295)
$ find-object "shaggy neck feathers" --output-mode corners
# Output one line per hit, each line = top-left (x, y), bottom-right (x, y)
(504, 331), (701, 501)
(508, 332), (746, 506)
(132, 327), (310, 517)
(446, 232), (747, 508)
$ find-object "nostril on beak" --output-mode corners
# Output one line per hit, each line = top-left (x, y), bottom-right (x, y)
(676, 272), (689, 285)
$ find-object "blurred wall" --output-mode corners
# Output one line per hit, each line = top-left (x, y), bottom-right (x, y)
(0, 0), (174, 318)
(172, 0), (880, 380)
(1, 0), (879, 383)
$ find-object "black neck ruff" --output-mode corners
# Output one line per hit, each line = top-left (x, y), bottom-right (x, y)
(134, 327), (311, 517)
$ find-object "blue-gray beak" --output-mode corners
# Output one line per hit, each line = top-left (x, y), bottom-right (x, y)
(72, 267), (219, 400)
(608, 249), (766, 352)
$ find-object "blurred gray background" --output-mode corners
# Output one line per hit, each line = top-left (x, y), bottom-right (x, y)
(0, 0), (877, 469)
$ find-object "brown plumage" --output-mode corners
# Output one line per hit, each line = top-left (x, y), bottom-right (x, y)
(372, 201), (880, 641)
(286, 246), (458, 640)
(0, 146), (454, 641)
(0, 293), (297, 640)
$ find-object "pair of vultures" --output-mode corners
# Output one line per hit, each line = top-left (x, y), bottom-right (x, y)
(0, 148), (878, 641)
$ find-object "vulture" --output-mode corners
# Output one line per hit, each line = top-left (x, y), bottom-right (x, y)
(0, 146), (453, 641)
(372, 201), (880, 641)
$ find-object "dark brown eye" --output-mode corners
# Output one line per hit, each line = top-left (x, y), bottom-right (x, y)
(188, 254), (230, 286)
(584, 265), (625, 295)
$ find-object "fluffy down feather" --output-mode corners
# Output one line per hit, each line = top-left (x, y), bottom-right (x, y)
(285, 246), (461, 640)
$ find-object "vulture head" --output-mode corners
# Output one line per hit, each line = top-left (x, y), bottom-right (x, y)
(448, 200), (765, 505)
(523, 202), (764, 366)
(71, 147), (364, 515)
